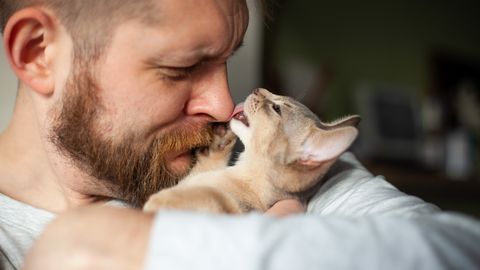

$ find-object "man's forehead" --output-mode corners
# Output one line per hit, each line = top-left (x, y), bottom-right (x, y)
(129, 0), (249, 65)
(155, 0), (247, 17)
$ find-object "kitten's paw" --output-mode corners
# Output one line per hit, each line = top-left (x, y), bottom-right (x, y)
(193, 123), (237, 172)
(199, 123), (237, 157)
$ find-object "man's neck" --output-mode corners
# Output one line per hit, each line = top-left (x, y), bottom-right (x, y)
(0, 89), (108, 213)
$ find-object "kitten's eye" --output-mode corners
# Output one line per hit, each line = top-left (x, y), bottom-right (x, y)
(271, 104), (282, 116)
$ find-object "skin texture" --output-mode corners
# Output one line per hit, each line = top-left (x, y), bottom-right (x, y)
(0, 0), (306, 268)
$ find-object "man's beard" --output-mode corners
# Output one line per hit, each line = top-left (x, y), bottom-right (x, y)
(49, 66), (213, 207)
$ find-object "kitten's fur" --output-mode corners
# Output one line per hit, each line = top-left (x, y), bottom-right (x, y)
(143, 88), (360, 214)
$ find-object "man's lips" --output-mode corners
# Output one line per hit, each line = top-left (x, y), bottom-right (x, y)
(165, 149), (191, 161)
(167, 150), (193, 175)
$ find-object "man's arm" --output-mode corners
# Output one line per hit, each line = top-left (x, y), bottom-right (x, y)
(143, 212), (480, 270)
(24, 205), (480, 270)
(22, 200), (304, 270)
(23, 206), (154, 270)
(307, 152), (440, 216)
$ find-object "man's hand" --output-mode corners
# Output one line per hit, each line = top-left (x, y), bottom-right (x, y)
(265, 199), (306, 217)
(23, 206), (154, 270)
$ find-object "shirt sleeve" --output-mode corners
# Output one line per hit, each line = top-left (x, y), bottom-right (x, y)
(143, 212), (480, 270)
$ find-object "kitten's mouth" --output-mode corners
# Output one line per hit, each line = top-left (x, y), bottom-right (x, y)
(231, 103), (249, 127)
(233, 111), (249, 127)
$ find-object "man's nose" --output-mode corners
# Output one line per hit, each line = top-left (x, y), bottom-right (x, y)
(185, 64), (234, 122)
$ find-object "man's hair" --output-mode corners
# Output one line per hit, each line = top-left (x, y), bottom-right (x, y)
(0, 0), (160, 61)
(0, 0), (269, 61)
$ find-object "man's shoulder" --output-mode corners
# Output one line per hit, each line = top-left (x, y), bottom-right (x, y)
(307, 152), (440, 217)
(0, 192), (55, 226)
(0, 192), (55, 270)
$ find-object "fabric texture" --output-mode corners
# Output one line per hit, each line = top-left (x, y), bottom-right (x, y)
(308, 152), (440, 216)
(0, 194), (55, 270)
(144, 211), (480, 270)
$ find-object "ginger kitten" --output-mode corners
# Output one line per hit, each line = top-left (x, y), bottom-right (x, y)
(143, 88), (360, 214)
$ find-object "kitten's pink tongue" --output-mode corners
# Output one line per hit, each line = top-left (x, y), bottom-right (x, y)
(229, 102), (244, 120)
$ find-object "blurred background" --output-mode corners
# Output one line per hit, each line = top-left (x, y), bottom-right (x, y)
(1, 0), (479, 216)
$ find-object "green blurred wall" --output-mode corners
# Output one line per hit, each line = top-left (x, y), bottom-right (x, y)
(273, 0), (480, 118)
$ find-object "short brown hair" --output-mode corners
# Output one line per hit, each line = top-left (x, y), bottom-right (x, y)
(0, 0), (160, 61)
(1, 0), (269, 61)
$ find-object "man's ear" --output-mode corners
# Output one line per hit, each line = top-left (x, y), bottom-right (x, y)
(296, 126), (358, 168)
(3, 8), (57, 96)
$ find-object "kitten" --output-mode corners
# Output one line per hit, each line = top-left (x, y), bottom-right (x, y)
(143, 88), (360, 214)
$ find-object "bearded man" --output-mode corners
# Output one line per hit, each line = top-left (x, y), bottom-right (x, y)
(1, 1), (479, 270)
(0, 0), (307, 268)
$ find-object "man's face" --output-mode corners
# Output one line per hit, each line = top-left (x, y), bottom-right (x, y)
(50, 0), (249, 207)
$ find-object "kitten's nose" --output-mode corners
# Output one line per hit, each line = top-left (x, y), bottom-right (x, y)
(253, 88), (261, 95)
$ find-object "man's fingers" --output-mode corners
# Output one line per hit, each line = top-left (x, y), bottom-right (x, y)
(265, 199), (306, 217)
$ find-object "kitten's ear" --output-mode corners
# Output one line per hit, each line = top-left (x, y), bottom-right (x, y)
(324, 115), (361, 129)
(297, 127), (358, 167)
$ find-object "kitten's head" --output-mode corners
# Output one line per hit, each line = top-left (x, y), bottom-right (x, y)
(230, 88), (360, 192)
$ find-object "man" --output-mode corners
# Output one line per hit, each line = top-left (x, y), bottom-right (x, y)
(0, 0), (305, 268)
(1, 0), (479, 270)
(0, 0), (248, 211)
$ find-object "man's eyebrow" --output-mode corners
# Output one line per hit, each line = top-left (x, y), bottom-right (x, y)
(180, 40), (244, 66)
(198, 40), (245, 62)
(147, 41), (245, 68)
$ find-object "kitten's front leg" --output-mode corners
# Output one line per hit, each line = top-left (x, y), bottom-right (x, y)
(191, 123), (237, 174)
(143, 185), (242, 214)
